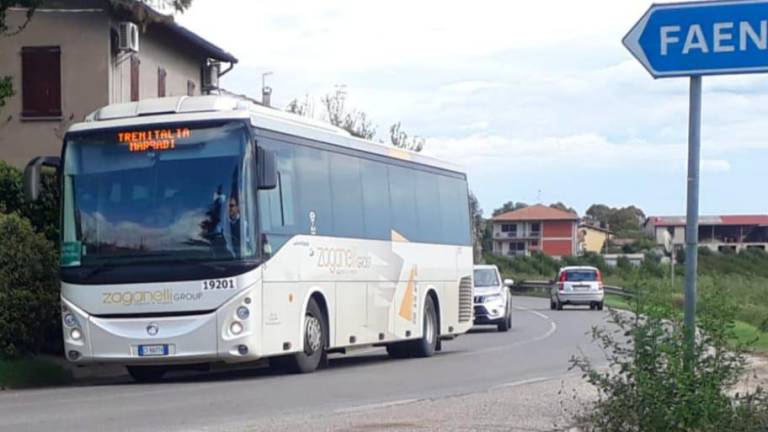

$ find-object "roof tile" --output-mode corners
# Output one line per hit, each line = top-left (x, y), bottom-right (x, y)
(492, 204), (579, 222)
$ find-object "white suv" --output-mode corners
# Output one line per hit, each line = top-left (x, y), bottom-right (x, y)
(473, 265), (513, 332)
(550, 266), (604, 311)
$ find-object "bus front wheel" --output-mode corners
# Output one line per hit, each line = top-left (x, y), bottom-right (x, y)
(282, 297), (327, 374)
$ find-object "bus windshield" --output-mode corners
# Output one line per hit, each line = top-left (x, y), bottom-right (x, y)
(61, 121), (255, 269)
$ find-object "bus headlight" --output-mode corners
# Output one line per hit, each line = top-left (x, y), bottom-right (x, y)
(63, 313), (78, 328)
(70, 328), (83, 341)
(230, 322), (244, 335)
(236, 306), (250, 320)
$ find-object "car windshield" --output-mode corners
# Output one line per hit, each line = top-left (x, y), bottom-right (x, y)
(565, 270), (598, 282)
(473, 268), (499, 287)
(60, 121), (255, 268)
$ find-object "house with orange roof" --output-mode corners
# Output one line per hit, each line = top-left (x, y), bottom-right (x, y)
(490, 204), (579, 258)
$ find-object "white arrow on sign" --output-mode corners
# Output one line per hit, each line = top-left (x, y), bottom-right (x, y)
(622, 7), (655, 77)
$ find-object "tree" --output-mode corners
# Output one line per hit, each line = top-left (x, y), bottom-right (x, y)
(468, 190), (484, 262)
(550, 201), (576, 214)
(586, 203), (647, 234)
(0, 76), (12, 110)
(108, 0), (193, 16)
(389, 122), (425, 152)
(321, 87), (377, 140)
(321, 87), (346, 127)
(493, 201), (528, 217)
(0, 0), (42, 36)
(342, 111), (376, 140)
(285, 96), (313, 117)
(585, 204), (612, 226)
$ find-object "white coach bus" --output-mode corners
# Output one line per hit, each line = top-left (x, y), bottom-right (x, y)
(24, 96), (474, 382)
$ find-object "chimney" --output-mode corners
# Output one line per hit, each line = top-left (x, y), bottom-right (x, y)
(262, 86), (272, 107)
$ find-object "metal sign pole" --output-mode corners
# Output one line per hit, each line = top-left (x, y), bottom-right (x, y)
(684, 76), (702, 357)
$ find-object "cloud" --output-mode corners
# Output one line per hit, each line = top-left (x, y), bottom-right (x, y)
(424, 133), (684, 172)
(177, 0), (768, 215)
(701, 159), (731, 173)
(439, 81), (507, 94)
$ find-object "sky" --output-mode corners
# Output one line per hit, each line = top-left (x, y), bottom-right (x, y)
(177, 0), (767, 218)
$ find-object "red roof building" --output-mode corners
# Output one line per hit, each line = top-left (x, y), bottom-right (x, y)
(644, 215), (768, 252)
(491, 205), (579, 258)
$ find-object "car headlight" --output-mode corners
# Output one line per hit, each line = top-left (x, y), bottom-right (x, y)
(484, 294), (503, 303)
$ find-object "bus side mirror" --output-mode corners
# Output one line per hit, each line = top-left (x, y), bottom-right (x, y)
(257, 147), (277, 190)
(23, 156), (60, 201)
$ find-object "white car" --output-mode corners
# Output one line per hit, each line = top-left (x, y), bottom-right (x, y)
(473, 265), (513, 332)
(550, 266), (604, 311)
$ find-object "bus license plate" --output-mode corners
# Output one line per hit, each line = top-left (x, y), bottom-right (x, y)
(138, 344), (169, 357)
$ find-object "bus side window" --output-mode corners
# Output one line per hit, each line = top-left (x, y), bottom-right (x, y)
(257, 137), (297, 253)
(360, 159), (390, 241)
(294, 145), (332, 235)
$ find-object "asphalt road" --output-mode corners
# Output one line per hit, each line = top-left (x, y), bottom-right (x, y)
(0, 296), (610, 432)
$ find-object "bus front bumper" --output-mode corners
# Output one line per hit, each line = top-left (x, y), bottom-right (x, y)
(61, 293), (258, 365)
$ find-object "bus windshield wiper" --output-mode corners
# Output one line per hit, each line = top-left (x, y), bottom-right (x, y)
(80, 262), (118, 279)
(78, 257), (229, 280)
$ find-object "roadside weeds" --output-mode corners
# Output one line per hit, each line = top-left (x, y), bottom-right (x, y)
(0, 356), (72, 390)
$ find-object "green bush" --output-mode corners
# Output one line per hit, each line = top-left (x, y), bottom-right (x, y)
(0, 213), (60, 358)
(0, 161), (24, 215)
(571, 279), (768, 431)
(0, 160), (59, 243)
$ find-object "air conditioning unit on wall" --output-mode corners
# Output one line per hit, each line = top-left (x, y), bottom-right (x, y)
(118, 22), (140, 53)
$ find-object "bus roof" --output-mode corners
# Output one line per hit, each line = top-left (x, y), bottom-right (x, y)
(69, 95), (465, 175)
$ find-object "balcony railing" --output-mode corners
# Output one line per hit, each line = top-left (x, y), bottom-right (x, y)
(494, 231), (541, 239)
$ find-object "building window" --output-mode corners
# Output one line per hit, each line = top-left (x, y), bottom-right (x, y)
(530, 222), (541, 236)
(157, 67), (167, 97)
(21, 46), (61, 117)
(531, 240), (539, 247)
(507, 241), (526, 256)
(187, 80), (196, 96)
(130, 56), (140, 102)
(501, 224), (517, 236)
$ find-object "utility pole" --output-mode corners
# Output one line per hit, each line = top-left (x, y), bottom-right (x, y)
(683, 76), (702, 366)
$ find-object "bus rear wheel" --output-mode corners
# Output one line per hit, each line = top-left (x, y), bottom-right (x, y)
(127, 365), (167, 383)
(282, 297), (327, 374)
(409, 295), (438, 358)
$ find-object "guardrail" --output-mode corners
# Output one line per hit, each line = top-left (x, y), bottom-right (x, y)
(511, 281), (635, 298)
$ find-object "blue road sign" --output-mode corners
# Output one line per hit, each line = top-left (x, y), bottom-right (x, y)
(624, 0), (768, 78)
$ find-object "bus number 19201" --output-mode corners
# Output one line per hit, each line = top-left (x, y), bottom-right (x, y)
(202, 278), (237, 291)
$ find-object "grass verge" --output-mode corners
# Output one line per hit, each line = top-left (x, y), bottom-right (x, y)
(732, 321), (768, 353)
(0, 357), (72, 390)
(604, 294), (768, 353)
(604, 294), (631, 310)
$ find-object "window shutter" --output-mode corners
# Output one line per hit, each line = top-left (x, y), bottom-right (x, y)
(130, 56), (140, 102)
(21, 46), (61, 117)
(157, 67), (166, 97)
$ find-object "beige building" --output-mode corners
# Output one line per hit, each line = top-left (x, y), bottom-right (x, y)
(0, 0), (237, 167)
(577, 223), (612, 254)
